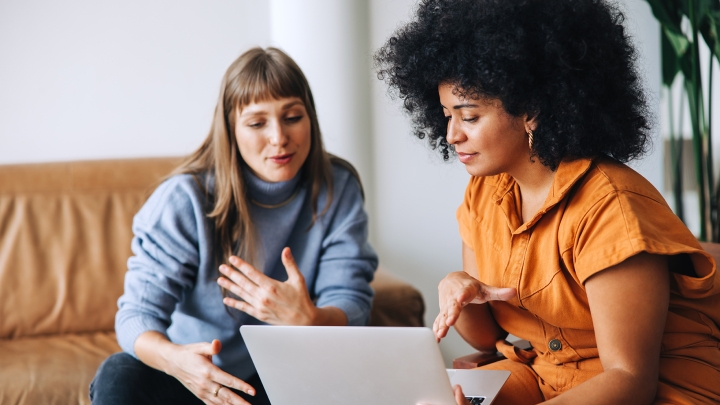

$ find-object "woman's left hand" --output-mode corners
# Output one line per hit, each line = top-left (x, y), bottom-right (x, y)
(218, 247), (317, 325)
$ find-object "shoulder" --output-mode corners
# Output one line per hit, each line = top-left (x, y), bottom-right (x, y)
(311, 161), (367, 227)
(330, 160), (359, 184)
(578, 157), (666, 205)
(564, 158), (701, 281)
(329, 160), (363, 199)
(561, 157), (677, 231)
(136, 173), (211, 225)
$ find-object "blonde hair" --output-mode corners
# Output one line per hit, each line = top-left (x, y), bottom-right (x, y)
(172, 47), (360, 294)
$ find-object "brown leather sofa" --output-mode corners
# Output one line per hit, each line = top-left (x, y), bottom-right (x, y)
(0, 157), (425, 405)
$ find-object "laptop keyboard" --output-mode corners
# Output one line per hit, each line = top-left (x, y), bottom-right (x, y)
(465, 397), (485, 404)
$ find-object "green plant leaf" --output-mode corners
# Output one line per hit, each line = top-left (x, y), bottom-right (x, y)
(700, 10), (720, 60)
(665, 25), (691, 55)
(662, 29), (684, 85)
(645, 0), (685, 35)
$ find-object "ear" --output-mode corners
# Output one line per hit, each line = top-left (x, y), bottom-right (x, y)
(524, 113), (538, 133)
(523, 114), (537, 132)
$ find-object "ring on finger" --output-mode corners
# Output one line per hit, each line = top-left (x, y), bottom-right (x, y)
(213, 385), (222, 397)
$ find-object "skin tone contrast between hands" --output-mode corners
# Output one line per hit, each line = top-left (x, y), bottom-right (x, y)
(434, 84), (671, 404)
(133, 97), (345, 405)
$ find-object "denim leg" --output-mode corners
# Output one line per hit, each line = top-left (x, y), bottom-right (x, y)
(90, 352), (272, 405)
(89, 352), (202, 405)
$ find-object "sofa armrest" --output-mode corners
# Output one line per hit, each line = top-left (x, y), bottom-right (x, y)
(453, 351), (506, 369)
(368, 267), (425, 327)
(453, 339), (532, 369)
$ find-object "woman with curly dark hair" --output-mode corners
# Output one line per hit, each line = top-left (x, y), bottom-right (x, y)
(375, 0), (720, 404)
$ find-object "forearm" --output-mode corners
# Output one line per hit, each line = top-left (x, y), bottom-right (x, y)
(454, 303), (507, 352)
(311, 306), (348, 326)
(545, 368), (656, 405)
(133, 330), (178, 374)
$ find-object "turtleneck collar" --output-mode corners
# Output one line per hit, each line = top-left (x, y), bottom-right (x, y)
(242, 165), (304, 206)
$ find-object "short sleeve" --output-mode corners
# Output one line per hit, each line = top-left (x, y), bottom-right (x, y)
(572, 189), (710, 283)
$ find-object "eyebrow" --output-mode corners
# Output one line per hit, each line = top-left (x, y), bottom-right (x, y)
(440, 103), (480, 110)
(281, 100), (303, 110)
(240, 100), (304, 117)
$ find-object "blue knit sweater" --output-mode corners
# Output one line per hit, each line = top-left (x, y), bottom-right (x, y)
(115, 164), (377, 380)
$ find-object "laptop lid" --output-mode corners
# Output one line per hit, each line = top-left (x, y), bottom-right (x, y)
(240, 326), (509, 405)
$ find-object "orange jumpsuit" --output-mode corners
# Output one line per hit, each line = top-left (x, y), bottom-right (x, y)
(456, 157), (720, 404)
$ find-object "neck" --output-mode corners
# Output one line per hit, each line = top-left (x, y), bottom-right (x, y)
(242, 166), (303, 207)
(509, 159), (556, 223)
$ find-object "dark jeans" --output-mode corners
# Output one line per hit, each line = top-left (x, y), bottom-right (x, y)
(90, 352), (271, 405)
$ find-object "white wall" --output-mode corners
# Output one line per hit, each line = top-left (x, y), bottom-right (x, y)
(269, 0), (374, 200)
(624, 0), (663, 191)
(0, 0), (674, 366)
(0, 0), (270, 164)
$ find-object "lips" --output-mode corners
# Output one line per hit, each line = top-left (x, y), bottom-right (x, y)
(269, 153), (294, 165)
(456, 152), (477, 164)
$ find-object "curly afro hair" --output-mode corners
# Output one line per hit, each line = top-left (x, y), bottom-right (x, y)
(374, 0), (652, 170)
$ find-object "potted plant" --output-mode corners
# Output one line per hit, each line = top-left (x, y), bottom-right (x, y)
(645, 0), (720, 241)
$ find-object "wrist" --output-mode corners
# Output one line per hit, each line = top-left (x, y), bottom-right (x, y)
(306, 305), (321, 326)
(134, 331), (177, 375)
(155, 339), (180, 375)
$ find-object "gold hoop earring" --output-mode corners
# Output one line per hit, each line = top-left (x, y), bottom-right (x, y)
(527, 129), (534, 150)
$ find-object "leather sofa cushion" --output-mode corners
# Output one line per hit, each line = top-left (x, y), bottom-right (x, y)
(0, 158), (180, 339)
(0, 332), (121, 405)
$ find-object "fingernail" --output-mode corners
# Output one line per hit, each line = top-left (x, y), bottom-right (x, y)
(248, 389), (255, 396)
(218, 265), (226, 273)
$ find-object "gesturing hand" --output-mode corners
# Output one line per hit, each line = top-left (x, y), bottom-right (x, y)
(165, 339), (256, 405)
(433, 271), (515, 341)
(218, 247), (318, 326)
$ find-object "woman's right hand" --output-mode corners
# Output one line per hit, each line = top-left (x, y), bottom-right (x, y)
(433, 271), (516, 341)
(163, 339), (256, 405)
(136, 332), (256, 405)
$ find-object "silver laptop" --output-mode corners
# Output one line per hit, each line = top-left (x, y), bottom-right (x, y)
(240, 326), (510, 405)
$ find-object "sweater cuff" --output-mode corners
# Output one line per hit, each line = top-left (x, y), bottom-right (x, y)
(116, 315), (169, 357)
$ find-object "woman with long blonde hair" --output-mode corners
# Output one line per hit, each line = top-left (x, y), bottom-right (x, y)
(90, 47), (377, 405)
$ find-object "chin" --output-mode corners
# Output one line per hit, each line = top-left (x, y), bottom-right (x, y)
(464, 164), (499, 178)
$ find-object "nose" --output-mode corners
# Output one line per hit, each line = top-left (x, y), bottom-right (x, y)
(268, 120), (289, 146)
(445, 117), (465, 145)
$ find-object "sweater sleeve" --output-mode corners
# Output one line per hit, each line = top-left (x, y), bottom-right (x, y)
(115, 176), (204, 357)
(314, 173), (378, 326)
